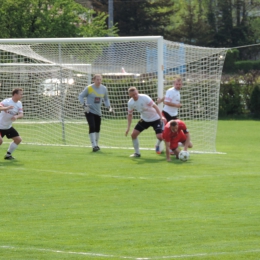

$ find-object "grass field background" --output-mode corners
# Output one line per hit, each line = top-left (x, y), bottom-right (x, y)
(0, 120), (260, 260)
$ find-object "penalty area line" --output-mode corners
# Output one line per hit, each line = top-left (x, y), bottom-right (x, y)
(1, 246), (260, 259)
(0, 245), (132, 259)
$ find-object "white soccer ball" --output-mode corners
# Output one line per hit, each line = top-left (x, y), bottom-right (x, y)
(179, 150), (190, 161)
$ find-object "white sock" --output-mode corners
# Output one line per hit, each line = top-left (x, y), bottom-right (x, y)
(156, 139), (161, 146)
(95, 132), (100, 146)
(89, 133), (96, 148)
(132, 138), (140, 154)
(7, 142), (18, 154)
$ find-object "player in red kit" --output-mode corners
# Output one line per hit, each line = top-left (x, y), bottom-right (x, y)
(162, 119), (193, 162)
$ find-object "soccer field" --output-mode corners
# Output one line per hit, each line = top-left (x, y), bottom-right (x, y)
(0, 120), (260, 260)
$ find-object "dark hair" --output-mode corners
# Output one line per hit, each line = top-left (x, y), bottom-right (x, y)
(170, 120), (178, 127)
(12, 88), (23, 96)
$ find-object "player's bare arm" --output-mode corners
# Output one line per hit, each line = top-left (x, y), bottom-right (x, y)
(163, 101), (182, 108)
(11, 113), (23, 121)
(152, 104), (163, 120)
(0, 105), (14, 111)
(125, 113), (133, 136)
(183, 132), (192, 151)
(165, 141), (171, 162)
(157, 96), (165, 104)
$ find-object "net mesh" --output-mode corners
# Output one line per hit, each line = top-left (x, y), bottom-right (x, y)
(0, 38), (227, 153)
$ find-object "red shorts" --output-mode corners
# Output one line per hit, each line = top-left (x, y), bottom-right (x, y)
(170, 131), (186, 150)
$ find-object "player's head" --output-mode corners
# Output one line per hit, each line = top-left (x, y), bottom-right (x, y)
(173, 77), (182, 90)
(93, 74), (102, 87)
(170, 120), (178, 133)
(12, 88), (23, 101)
(128, 86), (139, 101)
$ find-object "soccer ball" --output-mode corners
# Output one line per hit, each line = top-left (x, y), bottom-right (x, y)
(179, 150), (190, 161)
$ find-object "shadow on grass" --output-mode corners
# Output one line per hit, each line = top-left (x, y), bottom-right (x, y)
(116, 153), (189, 164)
(81, 149), (193, 164)
(0, 160), (24, 167)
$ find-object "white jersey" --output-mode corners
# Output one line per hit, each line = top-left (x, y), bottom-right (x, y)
(163, 87), (180, 117)
(128, 94), (160, 122)
(0, 98), (23, 129)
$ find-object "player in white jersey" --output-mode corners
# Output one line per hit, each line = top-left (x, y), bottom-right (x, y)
(125, 87), (163, 158)
(158, 76), (182, 121)
(0, 88), (24, 160)
(156, 77), (182, 154)
(78, 74), (113, 152)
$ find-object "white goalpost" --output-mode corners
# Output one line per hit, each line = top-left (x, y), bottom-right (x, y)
(0, 36), (227, 153)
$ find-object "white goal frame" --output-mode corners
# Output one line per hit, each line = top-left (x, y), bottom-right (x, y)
(0, 36), (227, 153)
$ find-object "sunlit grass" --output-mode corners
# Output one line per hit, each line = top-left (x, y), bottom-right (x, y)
(0, 120), (260, 260)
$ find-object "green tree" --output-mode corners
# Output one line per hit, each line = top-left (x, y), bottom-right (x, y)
(169, 0), (212, 45)
(213, 0), (250, 47)
(91, 0), (174, 38)
(169, 0), (260, 48)
(249, 85), (260, 118)
(0, 0), (118, 38)
(223, 49), (240, 73)
(207, 0), (260, 48)
(242, 16), (260, 59)
(219, 83), (244, 117)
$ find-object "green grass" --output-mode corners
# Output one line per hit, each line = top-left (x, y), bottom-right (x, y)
(0, 120), (260, 260)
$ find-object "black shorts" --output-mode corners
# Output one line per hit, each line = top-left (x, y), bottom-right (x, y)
(84, 112), (101, 133)
(162, 110), (178, 122)
(134, 119), (163, 134)
(0, 127), (19, 139)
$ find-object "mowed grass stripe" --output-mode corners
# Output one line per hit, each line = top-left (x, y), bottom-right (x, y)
(1, 165), (259, 180)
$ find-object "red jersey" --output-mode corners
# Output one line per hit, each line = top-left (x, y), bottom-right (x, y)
(162, 119), (188, 143)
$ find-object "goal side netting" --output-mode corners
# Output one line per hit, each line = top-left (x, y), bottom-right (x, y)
(0, 37), (227, 153)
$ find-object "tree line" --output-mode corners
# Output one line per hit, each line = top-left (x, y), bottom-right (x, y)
(90, 0), (260, 58)
(1, 0), (260, 117)
(1, 0), (260, 50)
(1, 0), (260, 57)
(0, 0), (118, 38)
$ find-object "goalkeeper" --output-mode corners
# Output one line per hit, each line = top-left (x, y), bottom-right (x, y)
(78, 74), (113, 152)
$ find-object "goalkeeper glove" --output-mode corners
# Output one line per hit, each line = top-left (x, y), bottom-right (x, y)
(108, 106), (115, 114)
(83, 103), (90, 113)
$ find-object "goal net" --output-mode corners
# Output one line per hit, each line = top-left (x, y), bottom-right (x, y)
(0, 37), (227, 153)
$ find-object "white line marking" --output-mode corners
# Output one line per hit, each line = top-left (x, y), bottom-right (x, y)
(6, 167), (259, 181)
(155, 249), (260, 259)
(1, 245), (260, 259)
(0, 246), (137, 259)
(2, 142), (228, 153)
